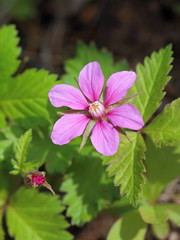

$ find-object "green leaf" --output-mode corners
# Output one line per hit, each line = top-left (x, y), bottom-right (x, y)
(61, 150), (118, 225)
(142, 138), (180, 202)
(10, 129), (32, 175)
(11, 0), (40, 20)
(14, 129), (32, 165)
(127, 44), (173, 123)
(61, 42), (128, 87)
(0, 125), (25, 164)
(165, 204), (180, 226)
(139, 205), (168, 224)
(0, 168), (15, 210)
(139, 204), (180, 226)
(107, 210), (147, 240)
(0, 25), (21, 81)
(0, 112), (6, 129)
(45, 137), (80, 174)
(0, 69), (58, 129)
(102, 132), (146, 206)
(0, 212), (4, 240)
(107, 199), (134, 217)
(152, 222), (169, 239)
(145, 138), (180, 184)
(144, 98), (180, 147)
(0, 139), (12, 162)
(6, 187), (72, 240)
(0, 0), (40, 20)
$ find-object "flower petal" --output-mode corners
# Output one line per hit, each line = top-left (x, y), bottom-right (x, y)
(107, 104), (144, 130)
(48, 84), (89, 109)
(78, 62), (104, 102)
(90, 120), (120, 156)
(104, 71), (136, 107)
(51, 114), (90, 145)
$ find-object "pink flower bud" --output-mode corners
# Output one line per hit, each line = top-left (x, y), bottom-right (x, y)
(24, 170), (55, 195)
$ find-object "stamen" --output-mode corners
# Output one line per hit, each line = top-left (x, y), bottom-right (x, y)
(89, 101), (106, 119)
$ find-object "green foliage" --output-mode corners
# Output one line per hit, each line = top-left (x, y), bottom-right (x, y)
(61, 149), (118, 225)
(142, 138), (180, 202)
(61, 42), (128, 87)
(6, 187), (72, 240)
(144, 98), (180, 147)
(0, 125), (30, 165)
(45, 137), (80, 175)
(0, 112), (6, 129)
(139, 204), (180, 226)
(0, 69), (58, 129)
(10, 129), (56, 175)
(107, 199), (134, 216)
(0, 25), (58, 130)
(107, 210), (147, 240)
(0, 25), (21, 82)
(146, 139), (180, 184)
(0, 212), (4, 240)
(102, 132), (146, 206)
(10, 129), (33, 175)
(0, 138), (12, 162)
(127, 44), (173, 123)
(0, 168), (14, 207)
(139, 205), (168, 224)
(0, 24), (179, 239)
(0, 0), (40, 20)
(152, 222), (169, 239)
(165, 204), (180, 226)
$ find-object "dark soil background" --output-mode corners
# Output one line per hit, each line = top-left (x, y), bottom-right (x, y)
(1, 0), (180, 239)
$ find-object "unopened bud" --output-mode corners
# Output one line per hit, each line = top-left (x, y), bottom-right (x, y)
(24, 170), (55, 195)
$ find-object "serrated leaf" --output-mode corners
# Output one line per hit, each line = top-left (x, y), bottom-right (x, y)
(0, 25), (21, 81)
(14, 129), (32, 165)
(144, 98), (180, 147)
(9, 128), (46, 174)
(6, 187), (72, 240)
(0, 69), (58, 129)
(139, 205), (168, 224)
(10, 129), (32, 175)
(152, 222), (169, 239)
(0, 212), (4, 240)
(61, 42), (128, 87)
(102, 132), (146, 206)
(127, 44), (173, 123)
(60, 151), (117, 225)
(107, 210), (147, 240)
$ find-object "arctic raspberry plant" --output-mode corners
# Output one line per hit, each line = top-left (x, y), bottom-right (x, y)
(0, 25), (179, 240)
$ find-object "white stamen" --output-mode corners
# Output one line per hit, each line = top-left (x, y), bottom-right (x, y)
(89, 101), (106, 119)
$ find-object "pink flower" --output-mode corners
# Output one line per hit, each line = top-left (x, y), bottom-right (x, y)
(48, 62), (144, 156)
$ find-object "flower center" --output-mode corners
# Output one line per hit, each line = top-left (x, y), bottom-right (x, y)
(31, 175), (46, 185)
(89, 101), (106, 119)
